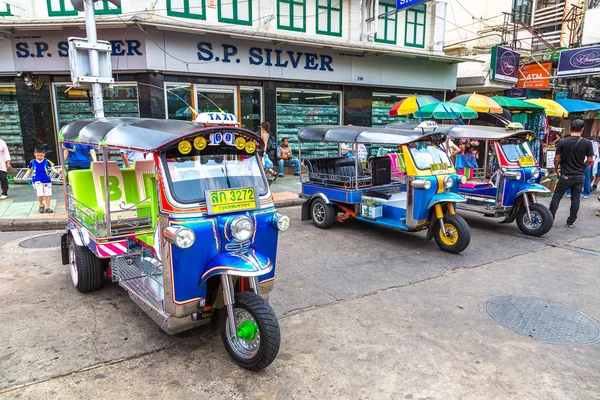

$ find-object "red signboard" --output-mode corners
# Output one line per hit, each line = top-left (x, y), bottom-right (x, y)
(517, 62), (552, 89)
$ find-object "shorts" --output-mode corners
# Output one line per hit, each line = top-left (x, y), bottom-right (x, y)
(34, 181), (52, 197)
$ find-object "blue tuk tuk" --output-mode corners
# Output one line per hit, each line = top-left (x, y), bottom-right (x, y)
(58, 113), (289, 370)
(298, 124), (471, 254)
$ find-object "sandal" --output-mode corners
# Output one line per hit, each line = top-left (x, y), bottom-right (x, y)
(45, 208), (54, 213)
(39, 205), (45, 213)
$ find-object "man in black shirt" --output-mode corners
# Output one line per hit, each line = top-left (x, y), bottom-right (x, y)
(549, 119), (595, 227)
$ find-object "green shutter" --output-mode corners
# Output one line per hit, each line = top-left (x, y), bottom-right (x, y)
(167, 0), (207, 20)
(47, 0), (78, 17)
(316, 0), (342, 37)
(218, 0), (252, 26)
(404, 5), (426, 48)
(95, 0), (122, 15)
(375, 2), (397, 44)
(277, 0), (306, 32)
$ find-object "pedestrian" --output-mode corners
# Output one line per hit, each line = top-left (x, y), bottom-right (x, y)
(0, 138), (12, 200)
(592, 140), (600, 191)
(259, 122), (276, 178)
(62, 143), (97, 173)
(276, 138), (300, 177)
(24, 146), (61, 213)
(549, 119), (595, 228)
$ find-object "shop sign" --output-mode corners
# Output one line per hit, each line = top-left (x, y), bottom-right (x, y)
(396, 0), (432, 11)
(490, 45), (520, 84)
(517, 62), (552, 89)
(557, 45), (600, 77)
(505, 88), (526, 98)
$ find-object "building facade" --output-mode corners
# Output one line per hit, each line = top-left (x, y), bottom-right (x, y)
(0, 0), (460, 166)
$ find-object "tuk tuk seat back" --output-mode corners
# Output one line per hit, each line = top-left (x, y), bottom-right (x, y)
(133, 160), (156, 200)
(304, 156), (372, 188)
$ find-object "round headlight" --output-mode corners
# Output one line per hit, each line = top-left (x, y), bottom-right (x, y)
(424, 180), (432, 190)
(516, 171), (522, 180)
(175, 227), (195, 249)
(272, 212), (290, 231)
(231, 216), (254, 242)
(531, 167), (540, 179)
(459, 175), (467, 184)
(443, 175), (454, 189)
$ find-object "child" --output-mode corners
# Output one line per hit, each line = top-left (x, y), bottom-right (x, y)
(24, 146), (61, 213)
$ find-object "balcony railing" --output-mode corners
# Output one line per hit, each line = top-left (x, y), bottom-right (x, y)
(532, 2), (565, 28)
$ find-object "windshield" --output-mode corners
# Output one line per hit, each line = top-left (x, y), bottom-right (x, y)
(163, 145), (267, 204)
(409, 142), (452, 171)
(501, 141), (532, 162)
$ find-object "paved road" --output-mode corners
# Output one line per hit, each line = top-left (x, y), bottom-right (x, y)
(1, 197), (599, 399)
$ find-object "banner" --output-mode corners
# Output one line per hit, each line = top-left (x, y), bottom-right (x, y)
(557, 45), (600, 77)
(490, 46), (520, 84)
(517, 62), (552, 89)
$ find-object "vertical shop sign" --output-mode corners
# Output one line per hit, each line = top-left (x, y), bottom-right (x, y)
(396, 0), (432, 11)
(490, 45), (521, 84)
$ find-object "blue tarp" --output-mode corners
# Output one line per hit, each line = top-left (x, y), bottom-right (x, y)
(556, 98), (600, 113)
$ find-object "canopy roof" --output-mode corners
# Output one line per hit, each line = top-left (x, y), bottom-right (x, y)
(556, 98), (600, 113)
(298, 125), (443, 145)
(385, 123), (533, 141)
(58, 118), (261, 151)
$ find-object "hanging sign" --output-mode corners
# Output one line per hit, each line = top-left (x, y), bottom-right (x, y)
(517, 62), (552, 89)
(396, 0), (431, 11)
(490, 46), (521, 84)
(557, 45), (600, 77)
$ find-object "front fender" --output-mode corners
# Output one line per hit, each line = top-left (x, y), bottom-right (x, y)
(301, 193), (331, 221)
(199, 249), (273, 286)
(516, 183), (550, 198)
(426, 192), (466, 210)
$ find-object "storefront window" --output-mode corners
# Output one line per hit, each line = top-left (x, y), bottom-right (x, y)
(277, 0), (306, 32)
(241, 88), (262, 132)
(197, 87), (236, 114)
(316, 0), (342, 37)
(167, 0), (206, 20)
(404, 5), (426, 48)
(47, 0), (78, 16)
(54, 84), (139, 130)
(0, 86), (25, 167)
(277, 90), (341, 158)
(218, 0), (252, 25)
(375, 0), (397, 44)
(166, 84), (193, 120)
(372, 93), (419, 128)
(95, 0), (122, 15)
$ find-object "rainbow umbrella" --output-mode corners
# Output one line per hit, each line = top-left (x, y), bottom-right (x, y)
(523, 99), (569, 117)
(450, 93), (503, 113)
(413, 101), (478, 120)
(388, 95), (440, 116)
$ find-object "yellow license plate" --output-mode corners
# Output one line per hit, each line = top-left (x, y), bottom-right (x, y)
(206, 188), (259, 214)
(519, 156), (535, 166)
(430, 163), (450, 175)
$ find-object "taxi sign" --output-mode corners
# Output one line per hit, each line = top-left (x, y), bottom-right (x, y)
(196, 112), (238, 125)
(416, 121), (438, 132)
(205, 187), (259, 215)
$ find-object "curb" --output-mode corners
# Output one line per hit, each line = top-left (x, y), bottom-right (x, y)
(0, 198), (305, 232)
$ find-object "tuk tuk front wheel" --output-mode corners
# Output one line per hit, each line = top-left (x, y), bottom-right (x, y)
(516, 203), (553, 237)
(311, 198), (335, 229)
(433, 214), (471, 254)
(69, 241), (104, 292)
(220, 291), (281, 371)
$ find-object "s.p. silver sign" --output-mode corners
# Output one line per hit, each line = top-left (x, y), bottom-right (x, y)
(557, 46), (600, 77)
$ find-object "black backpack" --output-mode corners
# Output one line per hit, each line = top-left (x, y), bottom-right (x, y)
(267, 135), (277, 151)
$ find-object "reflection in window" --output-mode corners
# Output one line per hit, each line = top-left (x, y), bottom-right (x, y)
(166, 84), (193, 121)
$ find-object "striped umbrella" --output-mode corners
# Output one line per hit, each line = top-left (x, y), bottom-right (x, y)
(388, 95), (440, 117)
(412, 101), (478, 120)
(450, 93), (503, 113)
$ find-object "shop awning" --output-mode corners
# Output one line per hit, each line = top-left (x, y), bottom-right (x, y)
(555, 98), (600, 113)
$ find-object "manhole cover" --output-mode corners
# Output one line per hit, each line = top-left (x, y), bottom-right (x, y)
(485, 296), (600, 346)
(19, 234), (61, 249)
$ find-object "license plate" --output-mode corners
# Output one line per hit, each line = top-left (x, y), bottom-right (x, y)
(519, 156), (535, 166)
(430, 163), (450, 175)
(206, 188), (259, 215)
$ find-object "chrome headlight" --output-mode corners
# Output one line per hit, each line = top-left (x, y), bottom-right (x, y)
(503, 169), (522, 180)
(231, 216), (254, 242)
(163, 226), (195, 249)
(458, 175), (467, 184)
(443, 175), (454, 189)
(531, 167), (540, 179)
(272, 212), (290, 231)
(411, 179), (432, 190)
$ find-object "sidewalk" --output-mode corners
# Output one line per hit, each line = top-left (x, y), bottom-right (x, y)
(0, 177), (302, 231)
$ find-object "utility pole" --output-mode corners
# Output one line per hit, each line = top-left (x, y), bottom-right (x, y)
(82, 0), (104, 118)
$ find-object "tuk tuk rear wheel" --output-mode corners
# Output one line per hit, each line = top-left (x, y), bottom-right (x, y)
(220, 291), (280, 371)
(516, 203), (553, 237)
(311, 198), (335, 229)
(69, 241), (104, 292)
(433, 214), (471, 254)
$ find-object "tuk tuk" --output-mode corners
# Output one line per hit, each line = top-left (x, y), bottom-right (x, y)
(58, 113), (289, 370)
(388, 123), (553, 236)
(298, 123), (471, 254)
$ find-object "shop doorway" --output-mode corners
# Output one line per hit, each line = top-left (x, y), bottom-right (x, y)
(195, 85), (237, 116)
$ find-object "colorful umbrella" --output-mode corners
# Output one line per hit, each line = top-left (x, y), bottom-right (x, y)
(388, 95), (440, 116)
(490, 96), (544, 110)
(523, 99), (569, 117)
(412, 101), (478, 120)
(450, 93), (503, 113)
